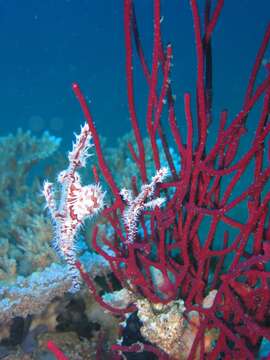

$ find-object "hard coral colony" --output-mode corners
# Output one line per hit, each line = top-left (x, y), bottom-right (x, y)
(45, 0), (270, 359)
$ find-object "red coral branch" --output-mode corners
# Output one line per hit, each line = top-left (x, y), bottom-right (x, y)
(47, 341), (69, 360)
(71, 0), (270, 358)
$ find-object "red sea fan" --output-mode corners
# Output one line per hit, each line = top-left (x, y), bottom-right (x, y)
(73, 0), (270, 358)
(50, 0), (270, 359)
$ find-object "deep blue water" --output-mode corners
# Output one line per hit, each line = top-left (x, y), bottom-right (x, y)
(0, 0), (269, 150)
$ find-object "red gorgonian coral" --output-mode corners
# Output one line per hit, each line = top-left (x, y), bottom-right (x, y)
(49, 0), (270, 359)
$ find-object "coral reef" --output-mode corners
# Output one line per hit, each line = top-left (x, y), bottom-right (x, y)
(0, 129), (61, 280)
(0, 128), (118, 359)
(0, 263), (72, 325)
(2, 0), (270, 359)
(135, 294), (219, 360)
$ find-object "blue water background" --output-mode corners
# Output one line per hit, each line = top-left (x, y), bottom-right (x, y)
(0, 0), (269, 150)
